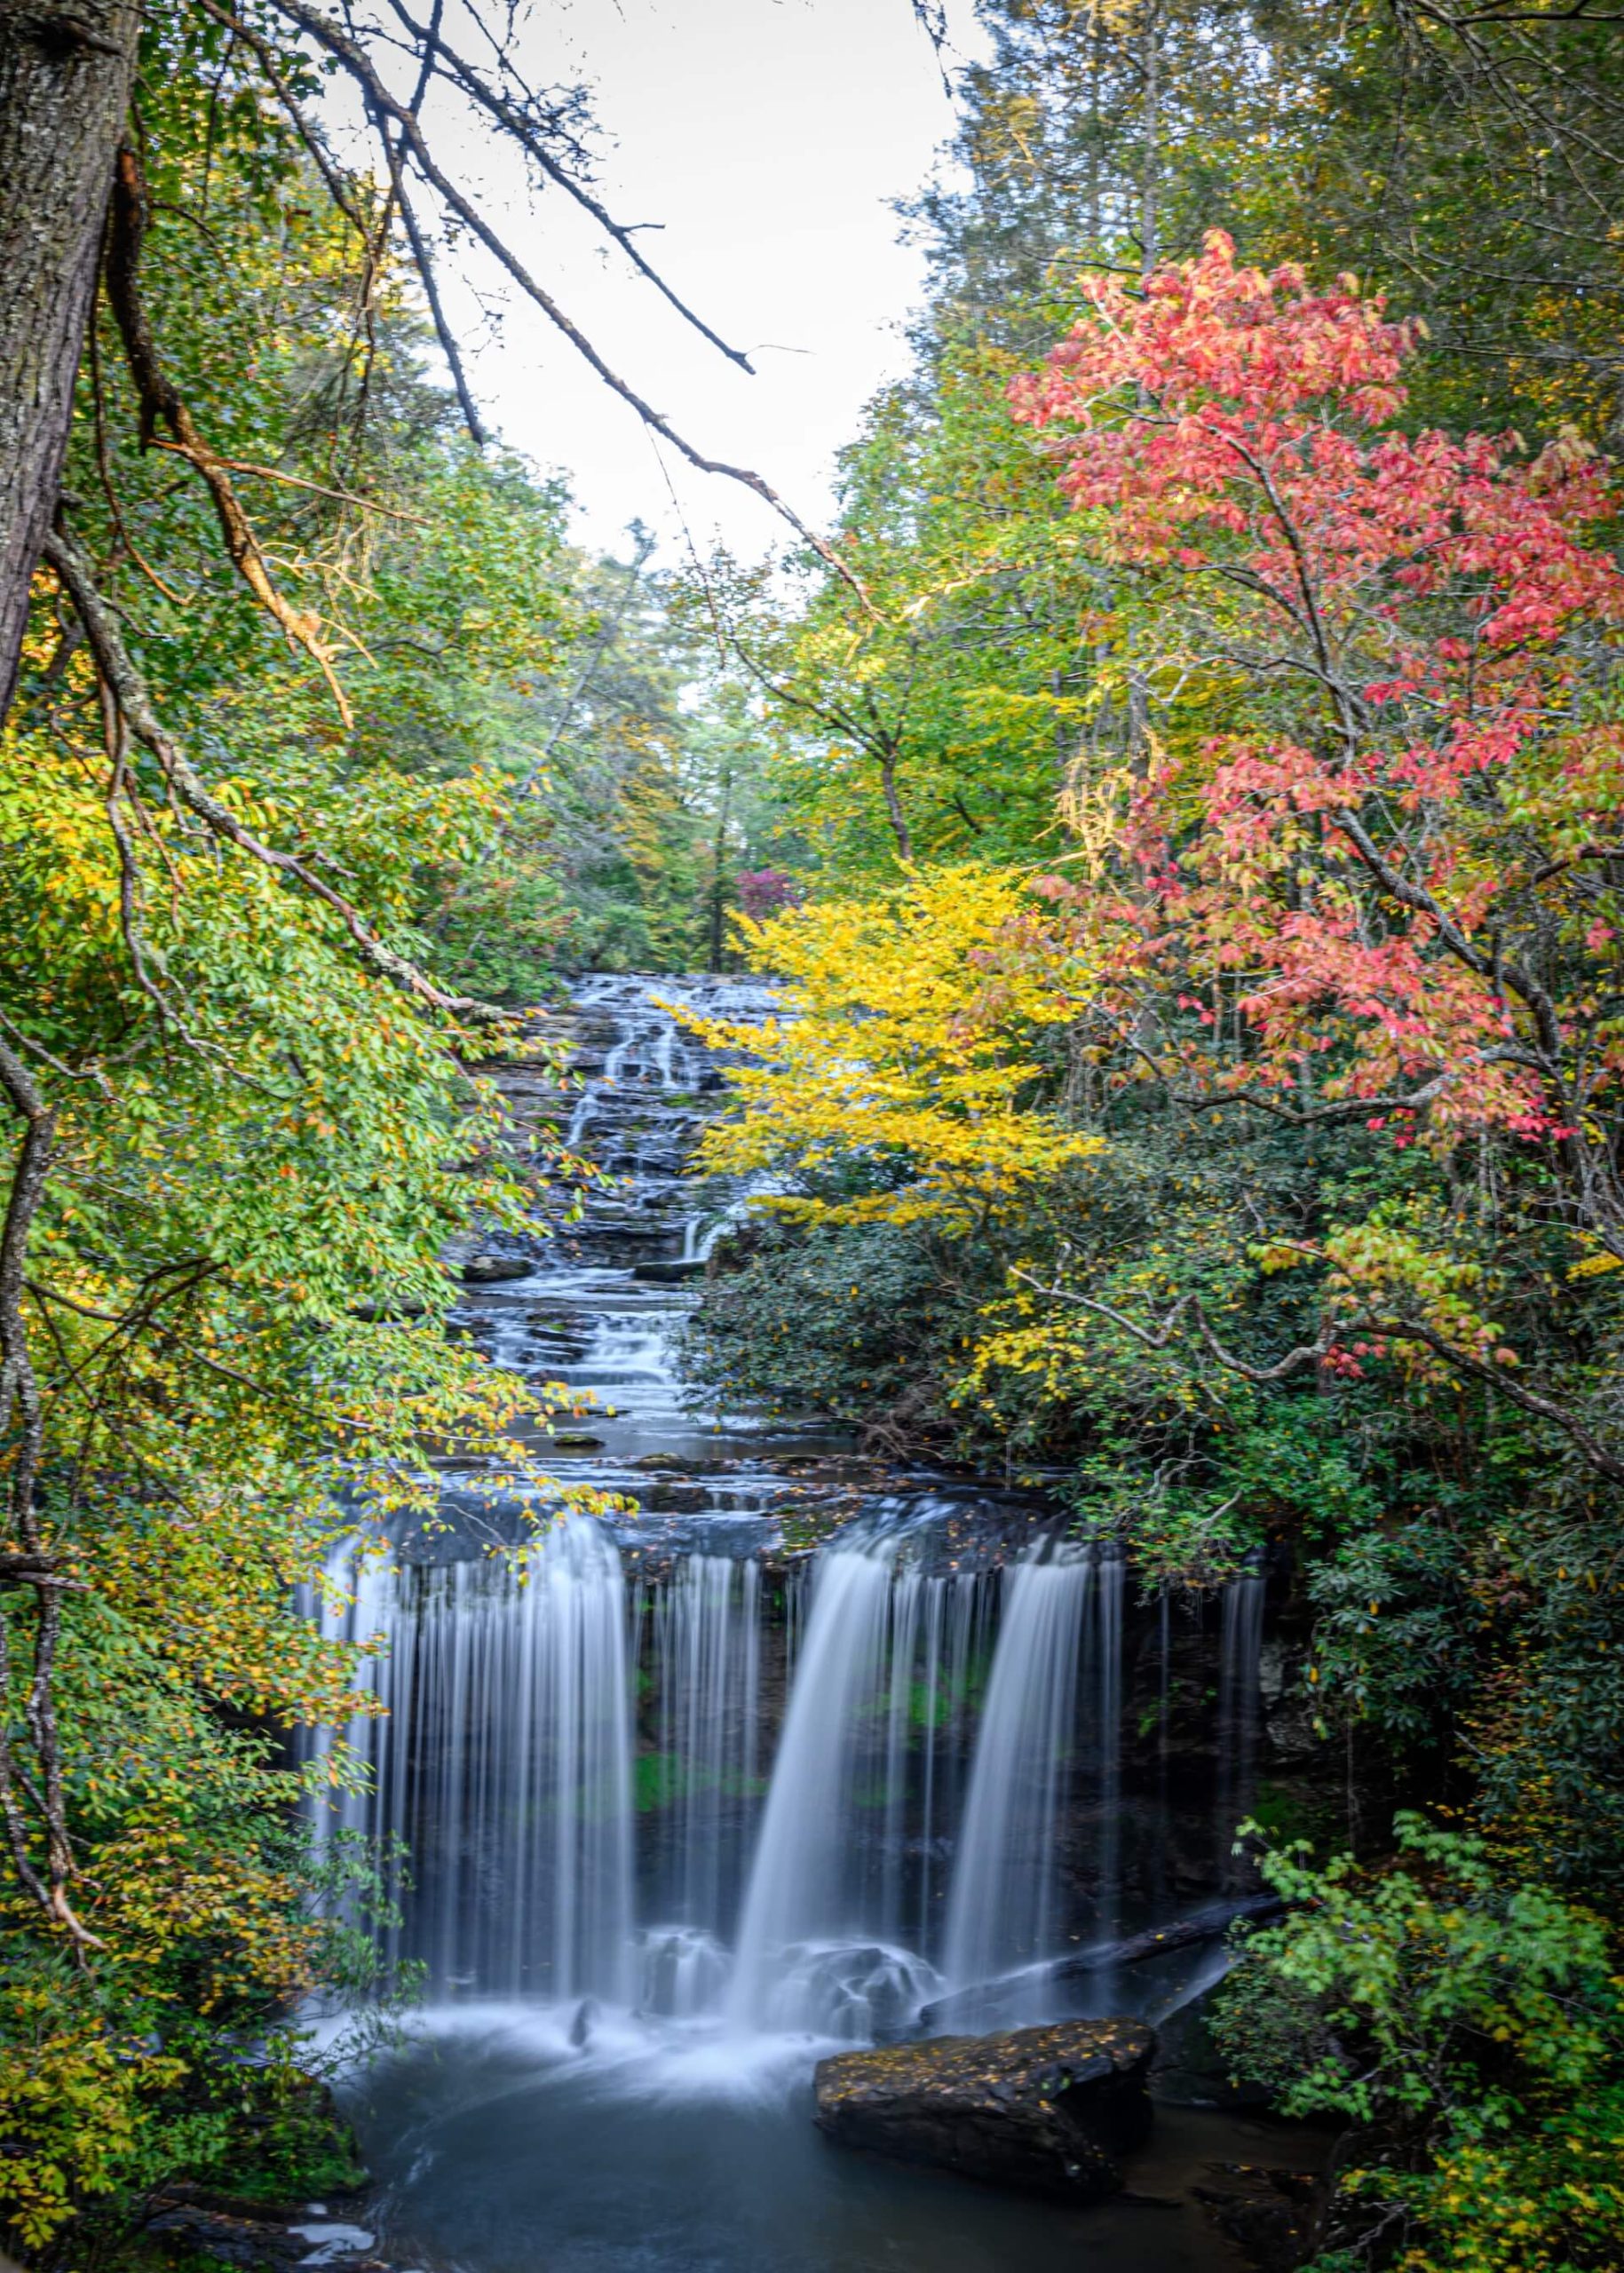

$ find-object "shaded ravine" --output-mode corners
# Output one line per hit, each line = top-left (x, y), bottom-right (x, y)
(313, 974), (1305, 2273)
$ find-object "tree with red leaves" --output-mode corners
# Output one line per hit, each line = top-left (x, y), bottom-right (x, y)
(1007, 234), (1624, 1472)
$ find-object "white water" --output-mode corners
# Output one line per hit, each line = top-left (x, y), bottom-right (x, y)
(726, 1542), (926, 2032)
(305, 977), (1268, 2073)
(415, 1519), (635, 2002)
(942, 1548), (1095, 2016)
(642, 1553), (761, 1935)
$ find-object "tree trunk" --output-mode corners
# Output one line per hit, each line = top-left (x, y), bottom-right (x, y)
(878, 747), (913, 862)
(708, 761), (733, 972)
(0, 0), (140, 723)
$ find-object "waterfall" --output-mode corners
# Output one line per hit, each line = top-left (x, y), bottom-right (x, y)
(310, 1517), (635, 2005)
(726, 1544), (899, 2029)
(431, 1522), (634, 2003)
(941, 1546), (1102, 2016)
(646, 1555), (761, 1934)
(1216, 1572), (1266, 1883)
(1092, 1553), (1124, 1984)
(304, 1548), (415, 1972)
(301, 975), (1266, 2078)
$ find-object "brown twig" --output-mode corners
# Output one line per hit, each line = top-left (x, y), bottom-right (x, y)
(102, 139), (354, 725)
(0, 1032), (101, 1945)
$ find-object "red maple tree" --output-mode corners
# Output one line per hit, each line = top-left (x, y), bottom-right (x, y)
(996, 234), (1624, 1470)
(1017, 234), (1624, 1222)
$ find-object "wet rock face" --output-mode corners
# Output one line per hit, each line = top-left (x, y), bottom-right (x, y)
(812, 2019), (1154, 2201)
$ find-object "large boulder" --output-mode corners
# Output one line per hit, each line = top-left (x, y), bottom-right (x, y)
(812, 2018), (1154, 2201)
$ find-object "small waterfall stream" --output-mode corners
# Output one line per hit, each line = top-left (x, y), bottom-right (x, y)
(641, 1554), (761, 1939)
(726, 1542), (924, 2033)
(943, 1547), (1097, 2016)
(309, 976), (1277, 2269)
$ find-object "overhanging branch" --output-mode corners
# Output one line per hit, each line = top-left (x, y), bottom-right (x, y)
(1010, 1268), (1624, 1484)
(43, 525), (506, 1026)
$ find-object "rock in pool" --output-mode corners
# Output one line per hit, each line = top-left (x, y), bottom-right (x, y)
(812, 2019), (1153, 2202)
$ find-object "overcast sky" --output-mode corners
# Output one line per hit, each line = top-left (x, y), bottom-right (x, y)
(417, 0), (985, 564)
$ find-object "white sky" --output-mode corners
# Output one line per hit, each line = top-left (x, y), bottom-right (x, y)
(418, 0), (985, 563)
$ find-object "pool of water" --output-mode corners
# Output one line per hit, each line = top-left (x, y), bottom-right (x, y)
(348, 2004), (1285, 2273)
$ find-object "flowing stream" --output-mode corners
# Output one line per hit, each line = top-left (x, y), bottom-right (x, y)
(313, 975), (1284, 2272)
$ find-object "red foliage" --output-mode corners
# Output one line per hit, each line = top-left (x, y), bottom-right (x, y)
(1013, 234), (1624, 1166)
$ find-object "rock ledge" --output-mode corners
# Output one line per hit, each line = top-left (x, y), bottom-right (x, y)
(812, 2018), (1154, 2201)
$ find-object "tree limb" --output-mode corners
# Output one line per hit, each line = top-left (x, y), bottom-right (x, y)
(1010, 1269), (1624, 1483)
(43, 525), (506, 1025)
(102, 139), (354, 725)
(252, 0), (870, 605)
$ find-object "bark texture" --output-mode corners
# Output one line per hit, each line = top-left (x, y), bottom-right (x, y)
(0, 0), (140, 722)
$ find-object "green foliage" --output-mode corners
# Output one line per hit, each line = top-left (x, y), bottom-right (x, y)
(1214, 1818), (1624, 2270)
(4, 0), (1622, 2254)
(0, 25), (693, 2252)
(633, 1751), (765, 1812)
(681, 1217), (968, 1440)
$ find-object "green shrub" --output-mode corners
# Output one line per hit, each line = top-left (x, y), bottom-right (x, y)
(1214, 1816), (1624, 2271)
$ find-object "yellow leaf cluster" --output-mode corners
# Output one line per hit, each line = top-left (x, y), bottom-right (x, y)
(675, 866), (1101, 1230)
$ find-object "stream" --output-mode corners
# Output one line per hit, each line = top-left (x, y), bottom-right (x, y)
(311, 974), (1304, 2273)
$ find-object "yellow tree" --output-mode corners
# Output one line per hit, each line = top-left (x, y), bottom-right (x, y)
(678, 866), (1101, 1231)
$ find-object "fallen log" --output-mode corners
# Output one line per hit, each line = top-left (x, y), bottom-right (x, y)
(919, 1894), (1287, 2032)
(1054, 1893), (1287, 1982)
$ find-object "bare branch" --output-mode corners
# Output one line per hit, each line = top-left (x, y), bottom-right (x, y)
(255, 0), (871, 606)
(384, 0), (757, 373)
(1010, 1269), (1624, 1483)
(381, 135), (488, 447)
(103, 139), (354, 725)
(0, 1034), (100, 1945)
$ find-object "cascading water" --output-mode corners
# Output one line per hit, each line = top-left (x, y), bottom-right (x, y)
(307, 975), (1281, 2273)
(311, 1517), (635, 2004)
(641, 1553), (761, 1938)
(726, 1545), (897, 2027)
(297, 977), (1301, 2273)
(723, 1538), (979, 2037)
(941, 1546), (1098, 2017)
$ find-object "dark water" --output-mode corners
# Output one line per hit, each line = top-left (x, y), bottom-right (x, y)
(350, 2011), (1285, 2272)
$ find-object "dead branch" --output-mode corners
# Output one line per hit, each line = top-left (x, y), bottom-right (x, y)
(102, 139), (354, 725)
(243, 0), (870, 606)
(383, 137), (488, 447)
(0, 1033), (101, 1945)
(382, 0), (757, 373)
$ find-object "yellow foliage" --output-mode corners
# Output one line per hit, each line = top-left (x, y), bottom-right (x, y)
(674, 866), (1102, 1230)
